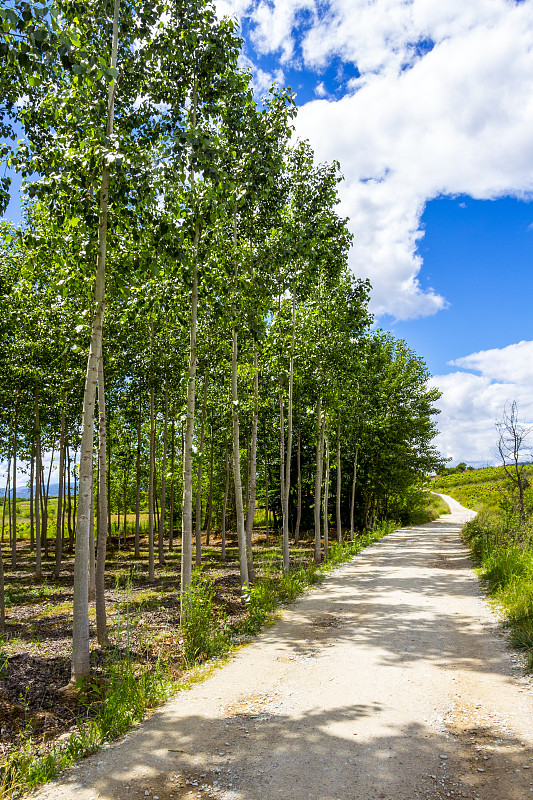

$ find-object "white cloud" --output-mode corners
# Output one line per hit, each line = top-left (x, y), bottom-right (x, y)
(429, 340), (533, 464)
(451, 340), (533, 385)
(217, 0), (533, 319)
(238, 54), (285, 96)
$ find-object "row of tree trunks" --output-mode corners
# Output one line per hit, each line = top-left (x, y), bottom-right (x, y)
(158, 380), (168, 566)
(245, 349), (259, 582)
(53, 370), (66, 578)
(195, 376), (208, 567)
(11, 403), (17, 568)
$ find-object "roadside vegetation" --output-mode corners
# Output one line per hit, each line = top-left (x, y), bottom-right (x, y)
(434, 405), (533, 670)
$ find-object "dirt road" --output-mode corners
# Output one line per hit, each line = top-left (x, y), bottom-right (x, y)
(29, 499), (533, 800)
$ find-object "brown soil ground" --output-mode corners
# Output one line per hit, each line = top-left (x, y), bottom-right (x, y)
(0, 529), (286, 760)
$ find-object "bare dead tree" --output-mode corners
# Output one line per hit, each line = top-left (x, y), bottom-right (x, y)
(496, 401), (533, 522)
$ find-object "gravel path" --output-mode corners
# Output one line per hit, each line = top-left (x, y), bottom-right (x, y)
(28, 499), (533, 800)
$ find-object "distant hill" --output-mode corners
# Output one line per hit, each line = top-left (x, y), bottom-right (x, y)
(1, 484), (61, 499)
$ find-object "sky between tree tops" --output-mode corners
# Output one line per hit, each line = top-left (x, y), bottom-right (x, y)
(214, 0), (533, 466)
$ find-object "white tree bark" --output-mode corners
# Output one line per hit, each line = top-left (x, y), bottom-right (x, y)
(11, 405), (17, 569)
(88, 494), (96, 602)
(295, 413), (301, 545)
(221, 444), (229, 562)
(313, 397), (322, 564)
(323, 432), (330, 555)
(336, 420), (342, 544)
(350, 448), (358, 542)
(71, 0), (120, 685)
(195, 376), (208, 567)
(53, 388), (66, 578)
(96, 355), (109, 645)
(134, 384), (142, 558)
(158, 380), (168, 565)
(181, 78), (199, 610)
(34, 388), (42, 578)
(282, 297), (295, 571)
(245, 350), (258, 580)
(232, 327), (249, 588)
(148, 365), (155, 582)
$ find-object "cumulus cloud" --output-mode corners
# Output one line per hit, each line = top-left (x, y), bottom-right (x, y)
(216, 0), (533, 319)
(429, 340), (533, 464)
(238, 53), (285, 95)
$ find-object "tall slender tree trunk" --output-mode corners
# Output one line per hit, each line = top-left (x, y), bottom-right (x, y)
(158, 380), (168, 565)
(244, 433), (250, 520)
(148, 350), (155, 582)
(279, 393), (285, 535)
(73, 448), (78, 542)
(282, 297), (295, 570)
(62, 467), (67, 548)
(0, 532), (4, 632)
(232, 328), (249, 588)
(154, 471), (160, 533)
(181, 79), (199, 610)
(245, 351), (258, 581)
(205, 423), (214, 546)
(106, 436), (111, 540)
(295, 411), (301, 545)
(11, 405), (17, 568)
(169, 418), (175, 550)
(6, 480), (10, 549)
(34, 385), (42, 578)
(30, 446), (34, 550)
(221, 444), (229, 562)
(195, 375), (208, 567)
(323, 432), (330, 556)
(122, 469), (128, 543)
(264, 439), (270, 546)
(230, 209), (248, 588)
(96, 355), (109, 645)
(67, 447), (73, 553)
(71, 0), (120, 685)
(313, 398), (322, 563)
(54, 388), (66, 578)
(336, 420), (342, 544)
(134, 384), (142, 558)
(350, 448), (358, 541)
(89, 494), (96, 602)
(42, 452), (54, 559)
(1, 467), (9, 544)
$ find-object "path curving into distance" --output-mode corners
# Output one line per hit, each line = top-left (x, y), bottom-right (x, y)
(29, 500), (533, 800)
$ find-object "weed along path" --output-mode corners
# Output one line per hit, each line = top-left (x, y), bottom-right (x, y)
(28, 501), (533, 800)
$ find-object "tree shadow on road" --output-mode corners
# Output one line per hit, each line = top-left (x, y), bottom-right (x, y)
(47, 696), (533, 800)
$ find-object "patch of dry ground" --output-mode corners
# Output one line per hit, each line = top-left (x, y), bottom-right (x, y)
(26, 499), (533, 800)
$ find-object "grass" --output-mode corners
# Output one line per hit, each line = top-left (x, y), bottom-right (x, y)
(433, 464), (533, 512)
(0, 521), (397, 799)
(439, 466), (533, 672)
(0, 655), (176, 798)
(404, 492), (451, 525)
(462, 510), (533, 669)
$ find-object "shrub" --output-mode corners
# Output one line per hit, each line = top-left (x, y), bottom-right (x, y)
(181, 571), (226, 666)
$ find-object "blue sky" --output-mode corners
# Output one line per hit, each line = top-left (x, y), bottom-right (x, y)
(217, 0), (533, 465)
(390, 195), (533, 376)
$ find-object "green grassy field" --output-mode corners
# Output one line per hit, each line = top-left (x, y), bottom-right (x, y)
(433, 465), (533, 512)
